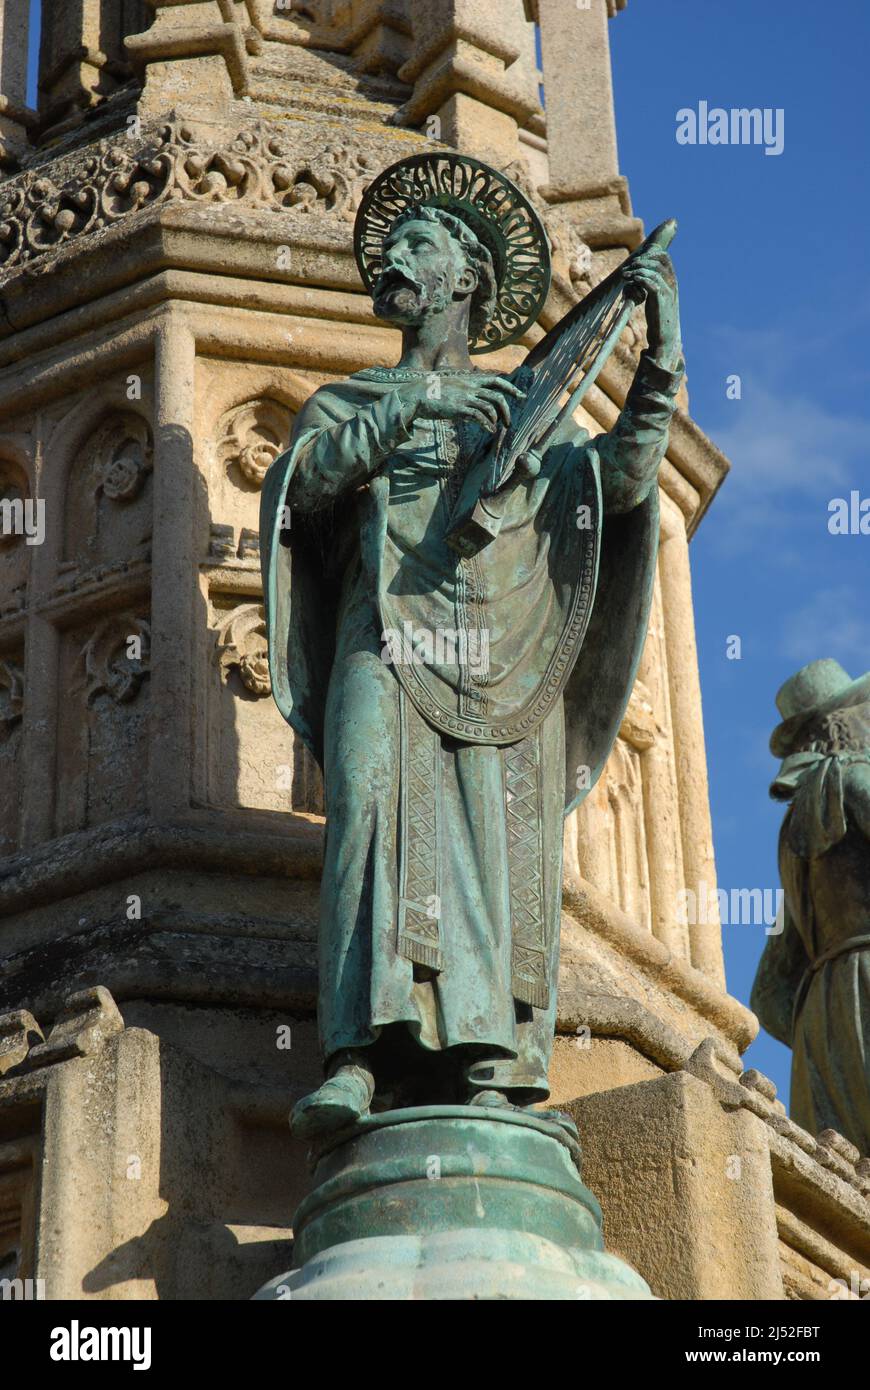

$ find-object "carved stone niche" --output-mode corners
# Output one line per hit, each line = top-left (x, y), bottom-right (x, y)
(213, 397), (294, 547)
(566, 681), (657, 930)
(59, 412), (153, 591)
(0, 654), (24, 855)
(210, 600), (323, 815)
(0, 459), (33, 615)
(55, 612), (151, 836)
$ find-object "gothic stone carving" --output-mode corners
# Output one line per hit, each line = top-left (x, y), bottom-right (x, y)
(216, 603), (271, 697)
(83, 613), (151, 705)
(0, 121), (383, 275)
(217, 398), (294, 490)
(60, 411), (153, 586)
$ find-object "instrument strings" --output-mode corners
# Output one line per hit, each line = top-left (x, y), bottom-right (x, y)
(489, 278), (626, 492)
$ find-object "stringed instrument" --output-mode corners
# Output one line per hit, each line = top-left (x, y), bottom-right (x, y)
(446, 218), (677, 557)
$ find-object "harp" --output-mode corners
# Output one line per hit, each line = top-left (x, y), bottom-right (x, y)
(446, 218), (677, 558)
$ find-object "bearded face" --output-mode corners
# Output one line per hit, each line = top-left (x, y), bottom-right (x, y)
(802, 702), (870, 755)
(372, 216), (475, 328)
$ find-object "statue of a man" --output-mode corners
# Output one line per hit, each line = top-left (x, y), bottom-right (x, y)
(752, 659), (870, 1151)
(260, 154), (683, 1137)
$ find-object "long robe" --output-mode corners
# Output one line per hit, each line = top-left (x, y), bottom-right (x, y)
(261, 353), (681, 1099)
(752, 751), (870, 1149)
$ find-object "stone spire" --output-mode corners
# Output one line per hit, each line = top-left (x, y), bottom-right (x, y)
(525, 0), (641, 249)
(37, 0), (149, 136)
(0, 0), (35, 164)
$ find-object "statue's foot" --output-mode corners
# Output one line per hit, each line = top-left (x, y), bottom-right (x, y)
(291, 1064), (375, 1140)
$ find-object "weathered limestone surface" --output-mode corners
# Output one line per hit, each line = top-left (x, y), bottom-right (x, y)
(0, 989), (308, 1298)
(0, 0), (865, 1300)
(571, 1048), (870, 1300)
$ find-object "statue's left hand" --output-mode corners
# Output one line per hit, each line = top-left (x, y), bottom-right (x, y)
(620, 246), (681, 367)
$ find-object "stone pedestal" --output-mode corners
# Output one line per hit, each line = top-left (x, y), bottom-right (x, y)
(254, 1105), (653, 1300)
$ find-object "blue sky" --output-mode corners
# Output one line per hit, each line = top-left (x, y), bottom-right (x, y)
(25, 0), (39, 107)
(610, 0), (869, 1099)
(23, 3), (867, 1099)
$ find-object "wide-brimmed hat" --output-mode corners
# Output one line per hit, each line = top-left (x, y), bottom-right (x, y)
(770, 658), (870, 757)
(353, 152), (551, 354)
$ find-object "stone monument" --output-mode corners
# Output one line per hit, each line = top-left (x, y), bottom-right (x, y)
(0, 0), (866, 1303)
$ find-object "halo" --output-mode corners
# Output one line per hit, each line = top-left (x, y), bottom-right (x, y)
(353, 152), (552, 354)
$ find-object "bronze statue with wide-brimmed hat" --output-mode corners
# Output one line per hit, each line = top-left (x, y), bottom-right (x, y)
(752, 658), (870, 1151)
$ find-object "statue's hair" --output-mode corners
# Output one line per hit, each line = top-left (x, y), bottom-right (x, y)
(389, 205), (498, 340)
(803, 705), (870, 755)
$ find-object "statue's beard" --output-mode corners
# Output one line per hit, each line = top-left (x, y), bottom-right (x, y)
(374, 268), (453, 324)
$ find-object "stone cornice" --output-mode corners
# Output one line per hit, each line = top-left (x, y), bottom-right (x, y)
(0, 116), (393, 280)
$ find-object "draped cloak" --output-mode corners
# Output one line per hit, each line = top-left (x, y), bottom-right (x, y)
(752, 750), (870, 1150)
(260, 355), (681, 1098)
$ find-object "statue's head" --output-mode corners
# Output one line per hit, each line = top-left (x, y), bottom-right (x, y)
(770, 658), (870, 760)
(354, 153), (551, 354)
(372, 207), (498, 341)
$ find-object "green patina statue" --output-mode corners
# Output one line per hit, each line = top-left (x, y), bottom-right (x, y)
(752, 660), (870, 1153)
(260, 153), (684, 1139)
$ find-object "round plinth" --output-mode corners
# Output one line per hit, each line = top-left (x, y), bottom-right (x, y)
(253, 1106), (652, 1300)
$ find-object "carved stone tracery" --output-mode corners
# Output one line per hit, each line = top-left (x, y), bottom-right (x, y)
(59, 412), (153, 588)
(0, 121), (384, 274)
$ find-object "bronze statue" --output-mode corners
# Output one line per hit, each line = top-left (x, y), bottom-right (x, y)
(260, 153), (684, 1138)
(752, 659), (870, 1152)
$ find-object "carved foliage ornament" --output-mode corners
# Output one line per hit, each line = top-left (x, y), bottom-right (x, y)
(217, 398), (293, 490)
(83, 614), (151, 706)
(0, 122), (382, 273)
(216, 604), (271, 697)
(100, 436), (152, 501)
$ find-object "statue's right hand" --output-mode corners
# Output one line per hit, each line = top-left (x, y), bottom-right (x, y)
(399, 374), (526, 433)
